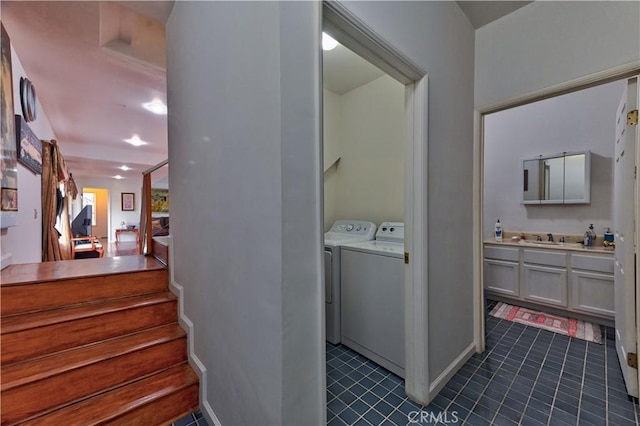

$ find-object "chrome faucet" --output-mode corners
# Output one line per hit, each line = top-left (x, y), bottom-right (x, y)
(533, 235), (543, 241)
(547, 233), (554, 242)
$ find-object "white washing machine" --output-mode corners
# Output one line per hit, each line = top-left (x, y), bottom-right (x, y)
(324, 220), (376, 344)
(340, 222), (405, 377)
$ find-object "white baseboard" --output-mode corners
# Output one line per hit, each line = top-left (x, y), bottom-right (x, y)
(428, 342), (476, 400)
(169, 279), (221, 426)
(167, 236), (222, 426)
(1, 253), (12, 270)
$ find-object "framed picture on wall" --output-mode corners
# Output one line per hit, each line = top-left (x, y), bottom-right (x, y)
(1, 23), (18, 223)
(121, 192), (134, 211)
(15, 115), (42, 174)
(1, 188), (17, 211)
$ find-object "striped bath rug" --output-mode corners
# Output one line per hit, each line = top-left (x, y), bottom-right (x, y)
(489, 302), (603, 344)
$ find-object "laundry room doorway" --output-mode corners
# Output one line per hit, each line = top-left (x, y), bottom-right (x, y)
(322, 2), (431, 409)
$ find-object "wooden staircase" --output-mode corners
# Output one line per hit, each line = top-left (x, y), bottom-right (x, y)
(0, 256), (199, 426)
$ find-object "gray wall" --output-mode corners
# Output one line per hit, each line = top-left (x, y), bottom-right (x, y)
(168, 0), (476, 420)
(483, 80), (625, 239)
(166, 2), (323, 424)
(475, 1), (640, 109)
(340, 1), (476, 384)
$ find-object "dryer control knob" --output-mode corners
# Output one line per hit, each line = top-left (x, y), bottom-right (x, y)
(346, 224), (354, 231)
(356, 225), (362, 231)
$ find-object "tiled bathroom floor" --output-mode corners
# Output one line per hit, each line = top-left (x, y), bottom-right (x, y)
(327, 300), (640, 425)
(171, 409), (208, 426)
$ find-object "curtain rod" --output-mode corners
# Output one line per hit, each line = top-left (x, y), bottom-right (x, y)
(142, 159), (168, 175)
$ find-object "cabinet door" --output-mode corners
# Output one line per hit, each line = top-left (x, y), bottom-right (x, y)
(523, 264), (567, 307)
(484, 259), (520, 297)
(571, 270), (614, 318)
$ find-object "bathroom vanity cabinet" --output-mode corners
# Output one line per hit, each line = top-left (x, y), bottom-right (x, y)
(484, 241), (614, 321)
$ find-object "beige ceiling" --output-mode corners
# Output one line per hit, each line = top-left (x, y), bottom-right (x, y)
(2, 1), (529, 181)
(323, 44), (385, 95)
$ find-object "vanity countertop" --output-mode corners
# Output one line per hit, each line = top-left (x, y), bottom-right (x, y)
(484, 239), (614, 254)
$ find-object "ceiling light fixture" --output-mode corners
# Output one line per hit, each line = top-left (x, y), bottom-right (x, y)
(113, 175), (125, 180)
(124, 135), (148, 146)
(143, 99), (167, 115)
(322, 33), (339, 51)
(119, 165), (132, 171)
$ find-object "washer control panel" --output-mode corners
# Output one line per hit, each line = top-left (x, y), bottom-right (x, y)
(330, 220), (376, 237)
(376, 222), (405, 242)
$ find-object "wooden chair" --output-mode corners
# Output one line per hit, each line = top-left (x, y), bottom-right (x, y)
(71, 236), (104, 259)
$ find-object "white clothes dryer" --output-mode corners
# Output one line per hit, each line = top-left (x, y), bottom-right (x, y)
(324, 220), (376, 344)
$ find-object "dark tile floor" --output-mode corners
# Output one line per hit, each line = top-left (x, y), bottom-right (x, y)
(327, 300), (640, 425)
(171, 409), (208, 426)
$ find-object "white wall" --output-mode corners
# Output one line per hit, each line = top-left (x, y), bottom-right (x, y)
(326, 75), (405, 228)
(475, 1), (640, 109)
(323, 89), (341, 231)
(484, 80), (624, 239)
(339, 0), (476, 396)
(71, 176), (142, 242)
(167, 2), (323, 424)
(0, 45), (57, 265)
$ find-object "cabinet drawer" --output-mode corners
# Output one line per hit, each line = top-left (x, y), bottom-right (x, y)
(572, 254), (614, 274)
(571, 270), (614, 317)
(484, 259), (519, 296)
(484, 246), (519, 262)
(523, 249), (566, 267)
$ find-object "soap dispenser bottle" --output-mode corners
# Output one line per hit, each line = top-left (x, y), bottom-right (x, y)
(604, 227), (614, 243)
(494, 219), (503, 242)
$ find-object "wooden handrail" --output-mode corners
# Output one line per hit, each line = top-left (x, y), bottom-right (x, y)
(142, 159), (168, 175)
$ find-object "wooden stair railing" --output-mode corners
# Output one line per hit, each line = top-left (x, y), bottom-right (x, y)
(0, 256), (199, 425)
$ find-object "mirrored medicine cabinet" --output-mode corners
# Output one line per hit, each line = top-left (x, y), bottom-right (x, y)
(522, 151), (591, 205)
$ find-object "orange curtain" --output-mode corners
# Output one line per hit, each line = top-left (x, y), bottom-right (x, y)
(41, 140), (71, 261)
(139, 173), (152, 255)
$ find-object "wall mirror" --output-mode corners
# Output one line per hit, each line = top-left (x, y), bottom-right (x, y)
(522, 151), (591, 205)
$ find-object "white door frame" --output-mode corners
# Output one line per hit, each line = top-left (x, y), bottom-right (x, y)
(473, 61), (640, 352)
(322, 2), (431, 403)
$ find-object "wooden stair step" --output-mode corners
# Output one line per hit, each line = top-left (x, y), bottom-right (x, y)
(2, 323), (185, 391)
(0, 256), (165, 286)
(1, 293), (177, 364)
(1, 269), (168, 316)
(1, 292), (175, 332)
(18, 363), (199, 426)
(1, 325), (187, 425)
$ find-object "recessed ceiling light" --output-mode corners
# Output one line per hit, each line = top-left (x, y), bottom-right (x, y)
(322, 33), (339, 51)
(119, 165), (132, 171)
(143, 99), (167, 115)
(113, 175), (125, 180)
(124, 135), (147, 146)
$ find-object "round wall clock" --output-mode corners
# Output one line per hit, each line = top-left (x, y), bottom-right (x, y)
(20, 77), (37, 122)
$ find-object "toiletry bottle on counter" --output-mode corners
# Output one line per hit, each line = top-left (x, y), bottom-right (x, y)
(604, 227), (614, 243)
(495, 220), (503, 242)
(583, 224), (596, 246)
